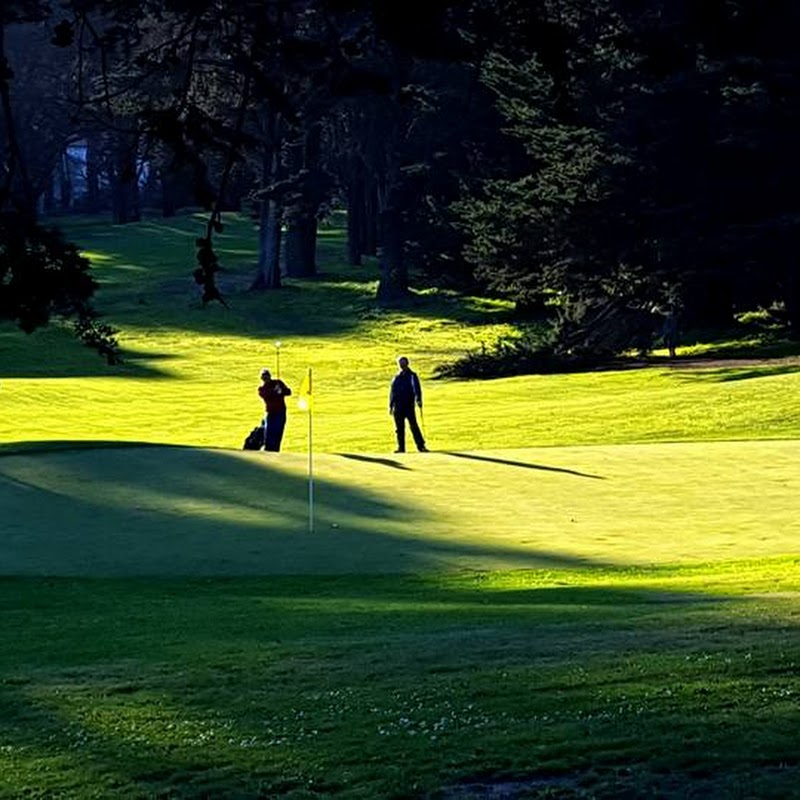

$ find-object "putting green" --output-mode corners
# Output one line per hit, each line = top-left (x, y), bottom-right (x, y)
(1, 439), (797, 576)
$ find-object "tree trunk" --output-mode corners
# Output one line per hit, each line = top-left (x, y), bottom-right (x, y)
(285, 216), (317, 277)
(251, 148), (282, 290)
(58, 150), (72, 211)
(284, 124), (322, 278)
(376, 202), (408, 304)
(160, 169), (178, 218)
(256, 195), (282, 289)
(346, 164), (364, 266)
(362, 175), (379, 256)
(84, 133), (102, 213)
(111, 135), (140, 224)
(41, 172), (55, 216)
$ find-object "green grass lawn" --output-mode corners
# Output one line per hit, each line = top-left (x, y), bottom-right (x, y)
(1, 212), (800, 798)
(2, 212), (799, 453)
(2, 564), (800, 798)
(1, 441), (798, 575)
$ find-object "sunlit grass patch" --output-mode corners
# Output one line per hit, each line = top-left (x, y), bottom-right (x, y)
(3, 211), (800, 451)
(77, 250), (113, 263)
(1, 441), (798, 576)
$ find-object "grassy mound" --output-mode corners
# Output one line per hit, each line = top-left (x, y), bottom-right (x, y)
(1, 441), (798, 576)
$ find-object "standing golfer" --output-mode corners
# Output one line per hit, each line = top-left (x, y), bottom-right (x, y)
(258, 368), (292, 451)
(389, 356), (428, 453)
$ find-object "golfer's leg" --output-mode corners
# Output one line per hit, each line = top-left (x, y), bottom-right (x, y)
(408, 409), (426, 450)
(265, 416), (278, 451)
(273, 413), (287, 452)
(393, 411), (406, 452)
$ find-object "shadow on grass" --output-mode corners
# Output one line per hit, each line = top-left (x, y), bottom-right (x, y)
(54, 213), (515, 339)
(212, 270), (514, 341)
(442, 451), (606, 480)
(672, 364), (800, 383)
(337, 453), (411, 470)
(0, 439), (179, 456)
(679, 334), (800, 361)
(0, 324), (181, 380)
(0, 443), (608, 576)
(0, 564), (797, 798)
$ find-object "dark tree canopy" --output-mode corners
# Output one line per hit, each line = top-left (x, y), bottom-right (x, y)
(455, 0), (800, 353)
(2, 0), (800, 363)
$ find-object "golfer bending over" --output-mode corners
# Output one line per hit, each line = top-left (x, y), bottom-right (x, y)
(258, 368), (292, 451)
(389, 356), (428, 453)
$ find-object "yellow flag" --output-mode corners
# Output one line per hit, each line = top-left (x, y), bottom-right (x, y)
(298, 368), (312, 411)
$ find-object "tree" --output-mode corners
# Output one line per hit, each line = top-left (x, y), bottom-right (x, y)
(455, 6), (636, 352)
(456, 0), (800, 354)
(0, 1), (118, 360)
(49, 0), (495, 306)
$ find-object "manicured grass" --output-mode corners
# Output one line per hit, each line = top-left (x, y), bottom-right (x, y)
(1, 213), (799, 453)
(1, 213), (800, 798)
(1, 441), (798, 575)
(1, 563), (799, 798)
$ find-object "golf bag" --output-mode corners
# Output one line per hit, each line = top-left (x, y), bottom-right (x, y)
(242, 424), (265, 451)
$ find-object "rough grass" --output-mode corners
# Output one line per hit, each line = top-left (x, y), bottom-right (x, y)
(1, 212), (800, 798)
(2, 563), (799, 799)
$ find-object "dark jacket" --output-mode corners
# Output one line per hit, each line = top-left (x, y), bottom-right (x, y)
(259, 379), (292, 414)
(389, 369), (422, 412)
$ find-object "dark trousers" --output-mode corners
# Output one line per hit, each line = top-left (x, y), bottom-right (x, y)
(393, 407), (425, 452)
(264, 411), (286, 452)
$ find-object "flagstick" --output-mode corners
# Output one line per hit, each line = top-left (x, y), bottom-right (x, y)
(308, 398), (314, 533)
(297, 367), (314, 533)
(307, 367), (314, 533)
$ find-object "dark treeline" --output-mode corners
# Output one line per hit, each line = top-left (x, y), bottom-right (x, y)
(2, 0), (799, 363)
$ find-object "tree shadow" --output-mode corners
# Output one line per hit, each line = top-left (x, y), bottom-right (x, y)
(0, 439), (170, 456)
(442, 451), (606, 480)
(53, 214), (516, 338)
(671, 364), (800, 383)
(0, 444), (609, 575)
(337, 453), (411, 470)
(1, 212), (519, 384)
(0, 322), (180, 379)
(0, 566), (795, 798)
(675, 334), (800, 362)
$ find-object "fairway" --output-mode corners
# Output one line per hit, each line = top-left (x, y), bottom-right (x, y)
(1, 440), (797, 575)
(2, 215), (800, 799)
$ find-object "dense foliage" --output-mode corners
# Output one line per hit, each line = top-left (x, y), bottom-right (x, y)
(456, 0), (800, 354)
(2, 0), (799, 361)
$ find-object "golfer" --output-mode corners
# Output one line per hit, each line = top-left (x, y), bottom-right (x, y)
(389, 356), (428, 453)
(258, 368), (292, 451)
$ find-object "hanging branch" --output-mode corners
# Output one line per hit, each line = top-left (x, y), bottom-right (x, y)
(193, 64), (253, 307)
